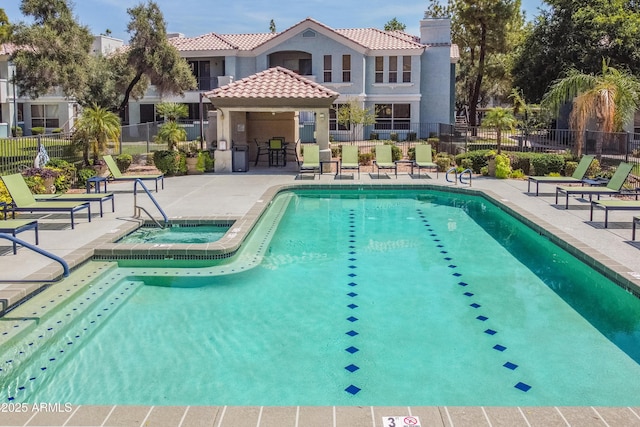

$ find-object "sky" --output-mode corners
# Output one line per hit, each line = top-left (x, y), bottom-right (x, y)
(3, 0), (546, 41)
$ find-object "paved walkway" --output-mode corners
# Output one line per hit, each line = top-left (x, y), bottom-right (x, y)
(1, 165), (640, 426)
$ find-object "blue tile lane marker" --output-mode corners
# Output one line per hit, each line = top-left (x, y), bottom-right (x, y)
(416, 208), (531, 396)
(344, 209), (361, 395)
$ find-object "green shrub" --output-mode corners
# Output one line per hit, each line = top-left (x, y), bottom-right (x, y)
(369, 132), (379, 140)
(530, 154), (564, 176)
(390, 132), (399, 142)
(406, 132), (417, 141)
(77, 168), (96, 188)
(153, 150), (186, 176)
(359, 152), (373, 165)
(45, 159), (77, 192)
(426, 137), (439, 152)
(564, 161), (578, 177)
(0, 181), (11, 204)
(330, 145), (341, 158)
(371, 142), (402, 161)
(494, 154), (511, 179)
(196, 151), (214, 172)
(510, 169), (526, 179)
(52, 128), (63, 134)
(31, 127), (45, 135)
(587, 158), (601, 177)
(116, 153), (133, 173)
(11, 127), (23, 137)
(460, 158), (473, 171)
(455, 149), (493, 173)
(435, 153), (453, 172)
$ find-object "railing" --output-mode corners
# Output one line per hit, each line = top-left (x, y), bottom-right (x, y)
(0, 133), (80, 174)
(133, 179), (168, 228)
(0, 234), (69, 281)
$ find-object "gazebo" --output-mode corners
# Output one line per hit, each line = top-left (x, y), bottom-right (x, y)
(204, 67), (339, 173)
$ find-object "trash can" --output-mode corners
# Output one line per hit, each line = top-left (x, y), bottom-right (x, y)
(232, 145), (249, 172)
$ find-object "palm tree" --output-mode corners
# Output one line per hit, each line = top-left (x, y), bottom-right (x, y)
(74, 105), (121, 165)
(156, 102), (188, 122)
(155, 121), (187, 151)
(482, 107), (517, 154)
(541, 60), (640, 157)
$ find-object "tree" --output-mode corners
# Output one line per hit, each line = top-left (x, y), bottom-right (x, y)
(117, 1), (196, 114)
(10, 0), (93, 99)
(155, 121), (187, 151)
(0, 8), (11, 43)
(156, 102), (188, 122)
(541, 60), (640, 157)
(269, 19), (276, 33)
(73, 105), (121, 165)
(512, 0), (640, 103)
(481, 106), (517, 154)
(335, 100), (376, 142)
(384, 18), (406, 31)
(453, 0), (521, 127)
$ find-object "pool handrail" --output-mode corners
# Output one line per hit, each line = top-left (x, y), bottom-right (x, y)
(459, 168), (472, 186)
(133, 179), (169, 228)
(445, 167), (458, 184)
(0, 233), (69, 280)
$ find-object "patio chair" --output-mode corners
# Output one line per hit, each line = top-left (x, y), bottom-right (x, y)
(268, 138), (287, 166)
(298, 144), (320, 179)
(339, 145), (360, 179)
(555, 162), (635, 209)
(373, 145), (397, 178)
(528, 155), (595, 196)
(103, 155), (164, 192)
(286, 139), (301, 166)
(34, 192), (115, 217)
(0, 219), (38, 254)
(590, 199), (640, 228)
(414, 144), (438, 178)
(253, 138), (270, 166)
(1, 173), (91, 230)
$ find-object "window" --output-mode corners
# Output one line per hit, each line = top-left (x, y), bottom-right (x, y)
(30, 105), (59, 128)
(140, 104), (157, 123)
(342, 55), (351, 82)
(403, 56), (411, 83)
(188, 60), (212, 90)
(324, 55), (332, 82)
(330, 104), (349, 131)
(186, 102), (214, 120)
(389, 56), (397, 83)
(299, 58), (312, 76)
(375, 57), (384, 83)
(374, 103), (411, 130)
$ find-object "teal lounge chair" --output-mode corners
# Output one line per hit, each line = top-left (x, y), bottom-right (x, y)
(555, 162), (635, 209)
(373, 145), (397, 178)
(103, 155), (164, 192)
(590, 199), (640, 228)
(1, 174), (90, 229)
(298, 144), (320, 178)
(34, 192), (115, 217)
(414, 144), (437, 178)
(339, 145), (360, 179)
(528, 155), (595, 196)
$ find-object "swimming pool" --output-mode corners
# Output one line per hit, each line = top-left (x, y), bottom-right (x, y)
(117, 222), (231, 244)
(2, 188), (640, 406)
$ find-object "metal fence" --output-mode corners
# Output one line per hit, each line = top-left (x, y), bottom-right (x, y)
(1, 122), (639, 179)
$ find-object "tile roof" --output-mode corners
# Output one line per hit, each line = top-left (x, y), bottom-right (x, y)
(0, 43), (19, 56)
(168, 17), (428, 53)
(205, 66), (339, 100)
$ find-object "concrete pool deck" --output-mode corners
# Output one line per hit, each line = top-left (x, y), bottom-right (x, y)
(1, 165), (640, 426)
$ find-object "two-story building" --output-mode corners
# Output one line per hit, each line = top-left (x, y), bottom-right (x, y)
(1, 16), (457, 170)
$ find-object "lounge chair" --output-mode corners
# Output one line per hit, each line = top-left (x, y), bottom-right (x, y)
(0, 219), (38, 254)
(34, 192), (115, 217)
(103, 155), (164, 192)
(339, 145), (360, 179)
(590, 199), (640, 228)
(528, 155), (595, 196)
(1, 173), (91, 229)
(555, 162), (635, 209)
(253, 138), (269, 166)
(298, 144), (320, 179)
(373, 145), (397, 178)
(414, 144), (437, 178)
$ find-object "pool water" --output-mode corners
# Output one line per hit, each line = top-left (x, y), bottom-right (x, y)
(3, 189), (640, 406)
(117, 224), (229, 244)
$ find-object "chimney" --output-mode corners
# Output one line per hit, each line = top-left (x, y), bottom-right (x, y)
(420, 18), (451, 45)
